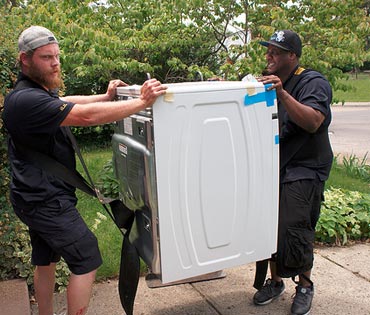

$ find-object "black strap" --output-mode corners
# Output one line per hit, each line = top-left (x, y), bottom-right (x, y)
(64, 128), (96, 194)
(118, 224), (140, 315)
(292, 274), (313, 286)
(253, 259), (269, 290)
(64, 128), (127, 233)
(15, 134), (125, 229)
(15, 140), (97, 197)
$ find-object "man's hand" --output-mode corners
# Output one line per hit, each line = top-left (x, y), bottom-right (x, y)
(139, 79), (168, 108)
(257, 75), (283, 94)
(106, 79), (128, 101)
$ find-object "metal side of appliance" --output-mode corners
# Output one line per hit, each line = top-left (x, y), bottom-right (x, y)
(112, 81), (279, 284)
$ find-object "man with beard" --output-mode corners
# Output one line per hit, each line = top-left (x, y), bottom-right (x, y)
(252, 30), (333, 315)
(2, 26), (167, 315)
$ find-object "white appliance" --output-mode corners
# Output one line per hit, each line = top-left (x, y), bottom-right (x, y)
(112, 81), (279, 284)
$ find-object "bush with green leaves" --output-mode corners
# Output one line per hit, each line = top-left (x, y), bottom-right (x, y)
(342, 153), (370, 182)
(0, 204), (32, 282)
(0, 203), (71, 292)
(316, 188), (370, 245)
(71, 125), (114, 149)
(96, 159), (120, 199)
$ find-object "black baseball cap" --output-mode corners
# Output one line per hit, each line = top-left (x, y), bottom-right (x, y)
(260, 30), (302, 57)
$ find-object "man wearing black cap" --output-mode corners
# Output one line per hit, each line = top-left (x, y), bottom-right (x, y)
(253, 30), (333, 315)
(2, 25), (167, 315)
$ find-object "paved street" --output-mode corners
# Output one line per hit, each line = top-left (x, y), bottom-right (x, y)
(330, 104), (370, 162)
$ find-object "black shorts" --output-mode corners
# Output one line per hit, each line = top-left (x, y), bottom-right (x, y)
(276, 178), (325, 278)
(13, 197), (102, 275)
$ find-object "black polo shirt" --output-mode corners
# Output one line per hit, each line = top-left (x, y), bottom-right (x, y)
(2, 73), (76, 205)
(279, 68), (333, 183)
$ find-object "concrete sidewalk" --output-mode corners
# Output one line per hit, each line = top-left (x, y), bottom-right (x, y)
(35, 243), (370, 315)
(332, 102), (370, 107)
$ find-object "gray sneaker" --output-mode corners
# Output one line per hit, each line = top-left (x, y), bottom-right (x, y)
(253, 278), (285, 305)
(291, 285), (314, 315)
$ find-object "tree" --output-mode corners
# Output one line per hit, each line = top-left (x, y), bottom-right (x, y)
(1, 0), (369, 93)
(184, 0), (370, 85)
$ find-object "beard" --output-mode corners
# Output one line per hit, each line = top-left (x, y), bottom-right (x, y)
(28, 61), (63, 91)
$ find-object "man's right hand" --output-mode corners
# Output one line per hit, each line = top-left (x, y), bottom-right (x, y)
(139, 79), (167, 108)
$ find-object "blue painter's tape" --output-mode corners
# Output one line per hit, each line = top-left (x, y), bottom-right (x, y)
(265, 84), (276, 107)
(244, 84), (277, 107)
(275, 135), (279, 145)
(244, 91), (265, 106)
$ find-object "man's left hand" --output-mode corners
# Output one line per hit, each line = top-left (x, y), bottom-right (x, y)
(106, 79), (128, 101)
(258, 75), (283, 93)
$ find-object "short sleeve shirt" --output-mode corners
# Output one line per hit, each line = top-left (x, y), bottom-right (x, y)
(2, 73), (76, 205)
(279, 68), (333, 183)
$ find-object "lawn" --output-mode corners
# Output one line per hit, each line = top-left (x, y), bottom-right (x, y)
(326, 159), (370, 194)
(332, 72), (370, 103)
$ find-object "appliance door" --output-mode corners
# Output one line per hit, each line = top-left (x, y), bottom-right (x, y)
(111, 114), (160, 274)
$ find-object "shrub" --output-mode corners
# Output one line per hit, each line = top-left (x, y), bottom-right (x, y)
(96, 159), (120, 199)
(0, 205), (33, 283)
(71, 125), (114, 149)
(0, 202), (71, 292)
(342, 153), (370, 182)
(316, 188), (370, 245)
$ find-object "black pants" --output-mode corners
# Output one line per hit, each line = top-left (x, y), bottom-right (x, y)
(14, 197), (102, 275)
(275, 178), (325, 278)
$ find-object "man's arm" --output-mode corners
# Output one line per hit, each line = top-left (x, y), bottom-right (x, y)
(258, 75), (325, 133)
(61, 79), (126, 104)
(277, 89), (325, 133)
(60, 79), (166, 127)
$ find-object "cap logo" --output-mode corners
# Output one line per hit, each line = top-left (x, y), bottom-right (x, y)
(272, 31), (286, 43)
(48, 36), (55, 42)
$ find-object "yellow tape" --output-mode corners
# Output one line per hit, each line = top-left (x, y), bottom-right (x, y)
(164, 92), (174, 102)
(246, 86), (257, 96)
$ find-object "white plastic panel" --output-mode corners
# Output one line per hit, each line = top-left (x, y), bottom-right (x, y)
(152, 82), (279, 283)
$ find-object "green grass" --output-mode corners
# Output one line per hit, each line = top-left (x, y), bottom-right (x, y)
(78, 148), (370, 280)
(326, 165), (370, 194)
(333, 72), (370, 103)
(75, 148), (123, 280)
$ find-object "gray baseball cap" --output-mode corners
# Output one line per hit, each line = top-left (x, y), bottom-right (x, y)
(18, 26), (58, 52)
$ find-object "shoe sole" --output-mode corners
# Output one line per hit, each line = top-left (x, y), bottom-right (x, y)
(291, 306), (312, 315)
(291, 309), (311, 315)
(253, 288), (286, 306)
